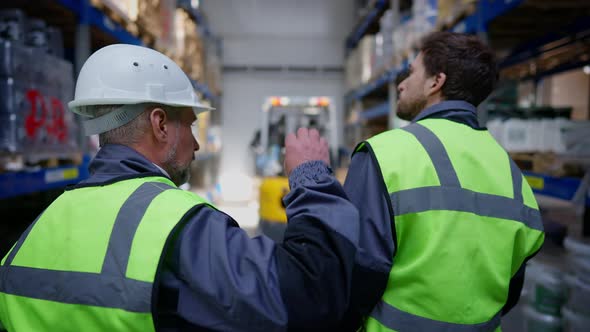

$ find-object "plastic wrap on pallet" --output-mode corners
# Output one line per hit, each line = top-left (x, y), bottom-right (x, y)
(0, 75), (24, 153)
(373, 33), (385, 75)
(25, 18), (49, 52)
(0, 41), (79, 160)
(488, 117), (590, 155)
(345, 47), (361, 90)
(379, 10), (394, 71)
(0, 9), (26, 42)
(0, 41), (31, 79)
(46, 26), (64, 58)
(392, 13), (412, 66)
(359, 35), (375, 84)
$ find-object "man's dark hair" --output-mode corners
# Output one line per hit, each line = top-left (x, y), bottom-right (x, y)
(420, 31), (498, 106)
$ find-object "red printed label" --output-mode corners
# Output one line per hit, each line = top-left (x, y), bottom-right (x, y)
(24, 89), (68, 142)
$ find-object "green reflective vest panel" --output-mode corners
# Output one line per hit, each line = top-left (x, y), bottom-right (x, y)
(360, 119), (544, 332)
(0, 176), (211, 332)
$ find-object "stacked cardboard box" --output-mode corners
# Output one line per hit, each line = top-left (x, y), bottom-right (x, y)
(174, 9), (204, 82)
(91, 0), (138, 22)
(137, 0), (162, 42)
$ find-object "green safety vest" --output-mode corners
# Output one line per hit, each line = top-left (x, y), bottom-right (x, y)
(359, 119), (545, 332)
(0, 176), (211, 331)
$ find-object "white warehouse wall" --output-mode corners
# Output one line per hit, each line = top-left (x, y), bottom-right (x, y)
(202, 0), (355, 180)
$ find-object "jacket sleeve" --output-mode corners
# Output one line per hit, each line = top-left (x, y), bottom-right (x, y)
(156, 161), (359, 331)
(339, 148), (395, 330)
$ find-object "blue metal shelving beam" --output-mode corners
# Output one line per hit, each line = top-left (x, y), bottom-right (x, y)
(0, 155), (91, 200)
(345, 61), (408, 106)
(191, 80), (218, 104)
(193, 9), (213, 38)
(452, 0), (525, 34)
(499, 17), (590, 71)
(345, 0), (387, 51)
(360, 101), (390, 121)
(57, 0), (142, 45)
(178, 0), (214, 38)
(524, 172), (590, 206)
(519, 59), (590, 82)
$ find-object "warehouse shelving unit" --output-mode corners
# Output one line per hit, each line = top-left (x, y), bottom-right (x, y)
(343, 0), (590, 235)
(524, 171), (590, 206)
(345, 0), (529, 111)
(346, 0), (389, 52)
(344, 0), (590, 116)
(55, 0), (143, 45)
(0, 155), (91, 200)
(0, 0), (220, 201)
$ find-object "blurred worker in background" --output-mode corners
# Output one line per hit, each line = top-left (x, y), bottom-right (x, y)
(338, 32), (545, 330)
(0, 44), (360, 331)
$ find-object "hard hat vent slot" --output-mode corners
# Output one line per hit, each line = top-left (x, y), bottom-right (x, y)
(133, 62), (139, 67)
(163, 65), (168, 70)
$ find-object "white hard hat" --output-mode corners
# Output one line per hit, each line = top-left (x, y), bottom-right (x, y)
(68, 44), (213, 134)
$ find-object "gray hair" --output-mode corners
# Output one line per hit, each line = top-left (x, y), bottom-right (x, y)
(87, 104), (150, 147)
(89, 104), (184, 147)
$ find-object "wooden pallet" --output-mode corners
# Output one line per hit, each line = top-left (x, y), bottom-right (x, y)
(510, 152), (586, 177)
(0, 151), (84, 173)
(0, 154), (24, 173)
(33, 152), (84, 168)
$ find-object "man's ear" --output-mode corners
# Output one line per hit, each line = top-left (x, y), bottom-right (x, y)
(149, 108), (168, 143)
(428, 72), (447, 96)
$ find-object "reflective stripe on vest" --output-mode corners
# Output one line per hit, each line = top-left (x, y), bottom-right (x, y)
(390, 123), (543, 231)
(0, 178), (212, 332)
(366, 122), (541, 331)
(393, 123), (541, 230)
(0, 181), (169, 312)
(372, 300), (501, 332)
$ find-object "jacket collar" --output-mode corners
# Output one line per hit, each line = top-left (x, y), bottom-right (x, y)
(413, 100), (477, 122)
(73, 144), (169, 188)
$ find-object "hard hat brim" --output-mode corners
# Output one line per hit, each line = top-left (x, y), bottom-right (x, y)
(68, 98), (214, 117)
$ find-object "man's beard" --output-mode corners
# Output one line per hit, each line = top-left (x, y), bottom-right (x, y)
(397, 95), (427, 121)
(163, 127), (192, 187)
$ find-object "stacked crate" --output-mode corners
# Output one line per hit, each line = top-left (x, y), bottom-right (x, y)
(0, 9), (79, 170)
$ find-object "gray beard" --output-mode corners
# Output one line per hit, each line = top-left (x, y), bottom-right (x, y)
(163, 124), (191, 187)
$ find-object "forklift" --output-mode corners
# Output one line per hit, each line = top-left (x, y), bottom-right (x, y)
(251, 96), (336, 242)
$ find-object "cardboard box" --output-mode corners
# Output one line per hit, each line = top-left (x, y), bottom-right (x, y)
(546, 68), (590, 120)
